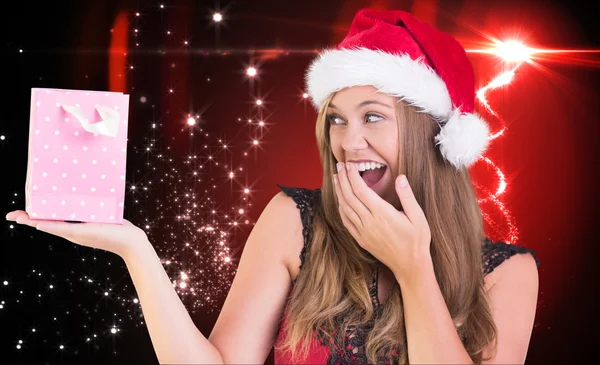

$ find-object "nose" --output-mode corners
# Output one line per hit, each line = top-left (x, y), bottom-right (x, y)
(341, 125), (368, 152)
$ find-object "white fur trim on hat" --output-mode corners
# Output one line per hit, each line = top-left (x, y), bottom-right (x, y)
(305, 47), (452, 118)
(305, 47), (490, 169)
(434, 110), (490, 169)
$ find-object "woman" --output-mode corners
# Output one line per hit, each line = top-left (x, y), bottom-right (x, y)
(6, 8), (539, 365)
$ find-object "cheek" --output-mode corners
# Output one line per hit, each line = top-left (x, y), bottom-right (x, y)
(376, 133), (399, 190)
(376, 131), (399, 163)
(329, 132), (343, 156)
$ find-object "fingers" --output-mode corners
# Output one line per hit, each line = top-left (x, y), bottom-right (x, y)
(337, 197), (362, 242)
(6, 210), (28, 221)
(7, 210), (88, 242)
(7, 211), (136, 238)
(336, 162), (371, 224)
(334, 175), (364, 230)
(35, 220), (86, 237)
(394, 175), (427, 225)
(6, 211), (147, 258)
(15, 213), (41, 228)
(343, 162), (382, 214)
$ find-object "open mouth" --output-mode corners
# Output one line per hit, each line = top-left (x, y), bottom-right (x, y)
(359, 165), (387, 188)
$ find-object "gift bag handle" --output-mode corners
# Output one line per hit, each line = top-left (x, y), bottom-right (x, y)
(60, 104), (121, 138)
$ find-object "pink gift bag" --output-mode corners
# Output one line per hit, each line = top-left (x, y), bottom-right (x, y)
(25, 88), (130, 224)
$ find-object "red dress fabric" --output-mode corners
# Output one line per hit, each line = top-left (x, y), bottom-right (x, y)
(274, 301), (331, 364)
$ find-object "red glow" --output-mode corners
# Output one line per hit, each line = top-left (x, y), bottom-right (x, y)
(467, 39), (600, 243)
(109, 12), (128, 93)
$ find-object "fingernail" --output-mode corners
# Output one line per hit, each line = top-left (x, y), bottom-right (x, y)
(333, 174), (338, 184)
(399, 175), (408, 187)
(346, 163), (351, 171)
(337, 163), (343, 172)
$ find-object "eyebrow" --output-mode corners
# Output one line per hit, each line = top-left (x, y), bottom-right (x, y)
(328, 100), (393, 111)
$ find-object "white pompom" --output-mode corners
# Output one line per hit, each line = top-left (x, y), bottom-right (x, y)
(434, 110), (490, 169)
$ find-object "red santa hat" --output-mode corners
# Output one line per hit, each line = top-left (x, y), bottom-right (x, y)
(305, 8), (490, 169)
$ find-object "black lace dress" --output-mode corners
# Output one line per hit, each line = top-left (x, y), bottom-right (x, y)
(273, 185), (540, 365)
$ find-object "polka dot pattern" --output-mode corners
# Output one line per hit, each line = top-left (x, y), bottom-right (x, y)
(25, 88), (129, 224)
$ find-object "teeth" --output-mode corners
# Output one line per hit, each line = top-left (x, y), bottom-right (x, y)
(354, 162), (385, 172)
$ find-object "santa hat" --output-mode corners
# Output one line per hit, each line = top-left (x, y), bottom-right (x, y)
(305, 8), (490, 169)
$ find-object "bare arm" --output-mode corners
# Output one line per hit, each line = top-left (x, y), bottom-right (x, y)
(6, 209), (224, 364)
(124, 190), (299, 364)
(123, 241), (223, 364)
(7, 189), (298, 365)
(208, 191), (301, 364)
(395, 252), (539, 364)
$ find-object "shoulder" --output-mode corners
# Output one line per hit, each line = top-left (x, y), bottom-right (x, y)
(276, 184), (321, 209)
(275, 184), (321, 241)
(263, 188), (305, 235)
(480, 240), (540, 362)
(275, 185), (321, 278)
(272, 185), (321, 280)
(482, 238), (540, 291)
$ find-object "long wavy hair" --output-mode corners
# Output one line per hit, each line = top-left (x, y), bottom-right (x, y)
(274, 93), (498, 364)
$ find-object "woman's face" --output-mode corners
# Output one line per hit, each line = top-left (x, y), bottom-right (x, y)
(328, 85), (399, 205)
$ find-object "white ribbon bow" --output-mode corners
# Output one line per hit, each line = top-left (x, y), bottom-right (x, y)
(60, 104), (120, 137)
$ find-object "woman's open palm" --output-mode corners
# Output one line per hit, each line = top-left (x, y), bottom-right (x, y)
(6, 210), (147, 258)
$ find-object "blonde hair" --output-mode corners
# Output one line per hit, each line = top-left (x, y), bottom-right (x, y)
(275, 94), (498, 364)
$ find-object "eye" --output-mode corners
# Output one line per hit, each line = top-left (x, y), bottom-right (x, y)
(326, 113), (384, 125)
(326, 114), (344, 125)
(365, 113), (384, 123)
